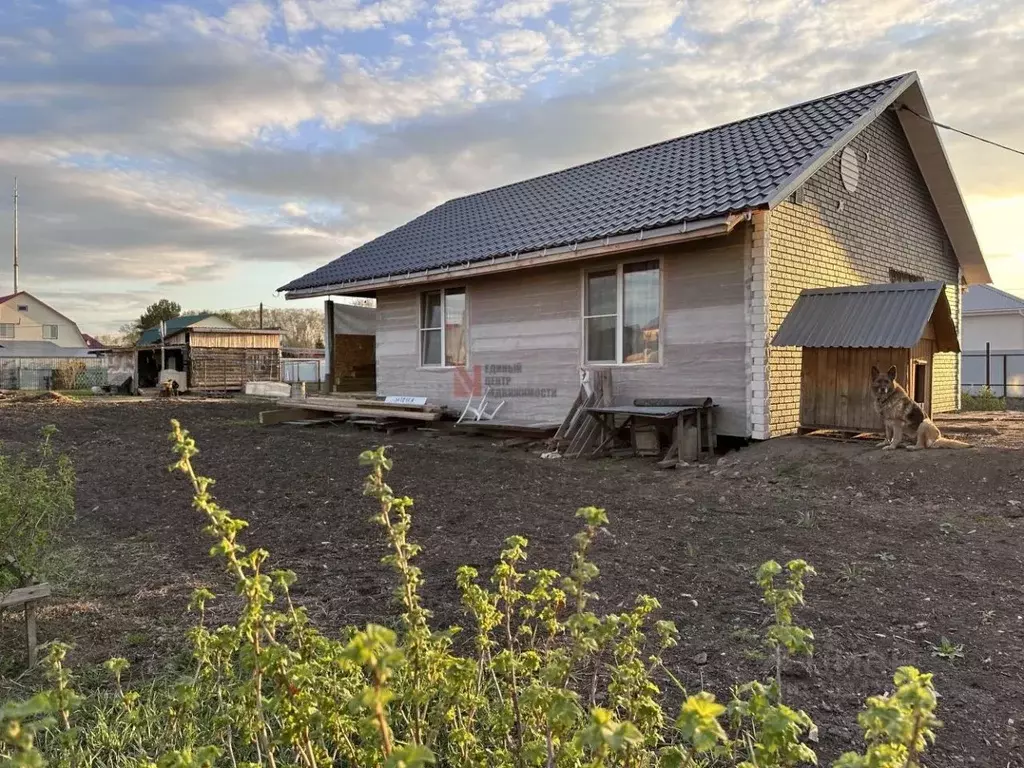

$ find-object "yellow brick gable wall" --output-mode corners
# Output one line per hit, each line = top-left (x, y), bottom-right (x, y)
(765, 110), (961, 437)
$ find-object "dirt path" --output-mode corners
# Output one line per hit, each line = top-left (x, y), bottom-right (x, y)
(1, 398), (1022, 764)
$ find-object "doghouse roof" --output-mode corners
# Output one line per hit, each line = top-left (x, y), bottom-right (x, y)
(771, 281), (960, 352)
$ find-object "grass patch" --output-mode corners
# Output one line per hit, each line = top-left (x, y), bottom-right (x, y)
(961, 387), (1006, 411)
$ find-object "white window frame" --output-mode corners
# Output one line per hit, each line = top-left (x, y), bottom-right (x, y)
(42, 324), (58, 340)
(419, 287), (468, 368)
(0, 323), (13, 340)
(581, 257), (663, 366)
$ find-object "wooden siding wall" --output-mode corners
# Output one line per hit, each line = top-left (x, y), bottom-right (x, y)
(187, 332), (282, 349)
(375, 229), (750, 435)
(763, 109), (961, 438)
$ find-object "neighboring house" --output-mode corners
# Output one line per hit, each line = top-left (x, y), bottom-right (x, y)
(279, 72), (989, 439)
(0, 291), (89, 356)
(960, 284), (1024, 397)
(961, 284), (1024, 352)
(135, 313), (282, 391)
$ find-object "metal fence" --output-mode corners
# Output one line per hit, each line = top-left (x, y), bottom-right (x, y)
(962, 348), (1024, 397)
(0, 357), (109, 391)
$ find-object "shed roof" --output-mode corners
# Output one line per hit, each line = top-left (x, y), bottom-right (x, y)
(281, 71), (989, 296)
(771, 282), (959, 352)
(137, 314), (236, 345)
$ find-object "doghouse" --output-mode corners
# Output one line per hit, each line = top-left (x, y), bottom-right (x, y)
(771, 282), (960, 433)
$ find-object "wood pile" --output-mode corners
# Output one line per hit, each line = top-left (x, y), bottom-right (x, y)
(259, 396), (441, 426)
(548, 369), (612, 458)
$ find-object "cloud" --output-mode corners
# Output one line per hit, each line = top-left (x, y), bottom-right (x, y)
(0, 0), (1022, 332)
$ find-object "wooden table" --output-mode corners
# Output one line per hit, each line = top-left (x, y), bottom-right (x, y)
(586, 400), (717, 462)
(1, 582), (52, 668)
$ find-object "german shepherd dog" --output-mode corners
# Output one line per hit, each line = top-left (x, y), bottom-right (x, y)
(870, 366), (971, 450)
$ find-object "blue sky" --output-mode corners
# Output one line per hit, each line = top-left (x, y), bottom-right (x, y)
(0, 0), (1021, 332)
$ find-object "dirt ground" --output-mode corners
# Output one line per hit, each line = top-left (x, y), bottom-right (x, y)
(1, 398), (1023, 765)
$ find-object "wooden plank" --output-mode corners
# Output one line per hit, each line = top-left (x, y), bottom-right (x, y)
(0, 583), (51, 609)
(800, 349), (817, 429)
(259, 407), (327, 426)
(279, 399), (441, 421)
(634, 397), (713, 407)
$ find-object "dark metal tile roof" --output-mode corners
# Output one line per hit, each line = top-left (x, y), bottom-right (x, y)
(771, 282), (958, 351)
(281, 75), (907, 292)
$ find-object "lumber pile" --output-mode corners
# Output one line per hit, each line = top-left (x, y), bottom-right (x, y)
(548, 369), (612, 458)
(259, 396), (441, 426)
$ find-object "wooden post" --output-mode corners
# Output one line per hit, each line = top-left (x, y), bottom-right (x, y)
(1003, 353), (1008, 398)
(25, 602), (37, 667)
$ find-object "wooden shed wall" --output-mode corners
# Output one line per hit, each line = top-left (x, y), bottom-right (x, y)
(188, 348), (281, 390)
(374, 228), (750, 435)
(187, 332), (281, 349)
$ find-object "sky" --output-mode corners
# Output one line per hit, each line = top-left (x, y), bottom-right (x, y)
(0, 0), (1022, 333)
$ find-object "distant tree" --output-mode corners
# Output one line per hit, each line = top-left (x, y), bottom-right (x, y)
(136, 300), (182, 333)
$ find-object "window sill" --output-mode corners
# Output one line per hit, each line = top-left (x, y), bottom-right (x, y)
(416, 365), (465, 372)
(584, 361), (664, 369)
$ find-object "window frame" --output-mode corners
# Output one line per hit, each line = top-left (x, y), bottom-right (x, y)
(418, 286), (468, 368)
(581, 257), (664, 367)
(42, 324), (59, 340)
(0, 323), (13, 340)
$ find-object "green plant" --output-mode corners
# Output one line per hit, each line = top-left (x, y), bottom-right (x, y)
(755, 559), (816, 699)
(0, 425), (76, 591)
(795, 509), (818, 529)
(834, 667), (941, 767)
(929, 637), (965, 661)
(960, 387), (1006, 412)
(836, 563), (864, 584)
(0, 421), (943, 768)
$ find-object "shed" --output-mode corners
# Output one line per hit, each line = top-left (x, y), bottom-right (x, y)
(771, 282), (959, 433)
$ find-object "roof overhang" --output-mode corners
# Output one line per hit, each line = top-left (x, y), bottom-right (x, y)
(283, 213), (745, 299)
(769, 73), (990, 285)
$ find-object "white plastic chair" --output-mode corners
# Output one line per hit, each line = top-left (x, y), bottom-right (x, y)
(457, 386), (506, 424)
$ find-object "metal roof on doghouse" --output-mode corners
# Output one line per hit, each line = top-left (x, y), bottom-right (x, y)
(770, 282), (959, 352)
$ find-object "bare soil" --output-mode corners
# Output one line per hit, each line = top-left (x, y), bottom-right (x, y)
(1, 398), (1023, 765)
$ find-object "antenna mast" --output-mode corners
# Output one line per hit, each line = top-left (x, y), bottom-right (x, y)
(12, 177), (19, 294)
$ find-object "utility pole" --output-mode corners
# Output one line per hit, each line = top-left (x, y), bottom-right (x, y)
(259, 302), (263, 329)
(12, 177), (19, 293)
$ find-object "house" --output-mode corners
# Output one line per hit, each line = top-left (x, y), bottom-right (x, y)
(0, 291), (97, 389)
(279, 72), (990, 439)
(135, 313), (282, 392)
(0, 291), (89, 356)
(960, 284), (1024, 397)
(962, 284), (1024, 352)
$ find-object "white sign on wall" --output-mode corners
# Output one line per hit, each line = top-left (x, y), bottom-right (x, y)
(385, 395), (428, 406)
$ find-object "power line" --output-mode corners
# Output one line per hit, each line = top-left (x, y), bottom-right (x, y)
(900, 105), (1024, 158)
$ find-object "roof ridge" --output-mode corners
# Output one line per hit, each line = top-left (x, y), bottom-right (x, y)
(440, 72), (912, 206)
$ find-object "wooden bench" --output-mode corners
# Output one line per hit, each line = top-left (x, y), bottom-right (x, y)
(1, 583), (52, 667)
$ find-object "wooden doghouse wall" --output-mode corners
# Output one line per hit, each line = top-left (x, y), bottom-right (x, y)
(800, 347), (912, 432)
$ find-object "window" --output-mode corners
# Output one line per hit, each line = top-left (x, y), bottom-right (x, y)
(16, 305), (27, 312)
(420, 288), (467, 367)
(584, 260), (660, 364)
(42, 324), (58, 340)
(0, 323), (13, 339)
